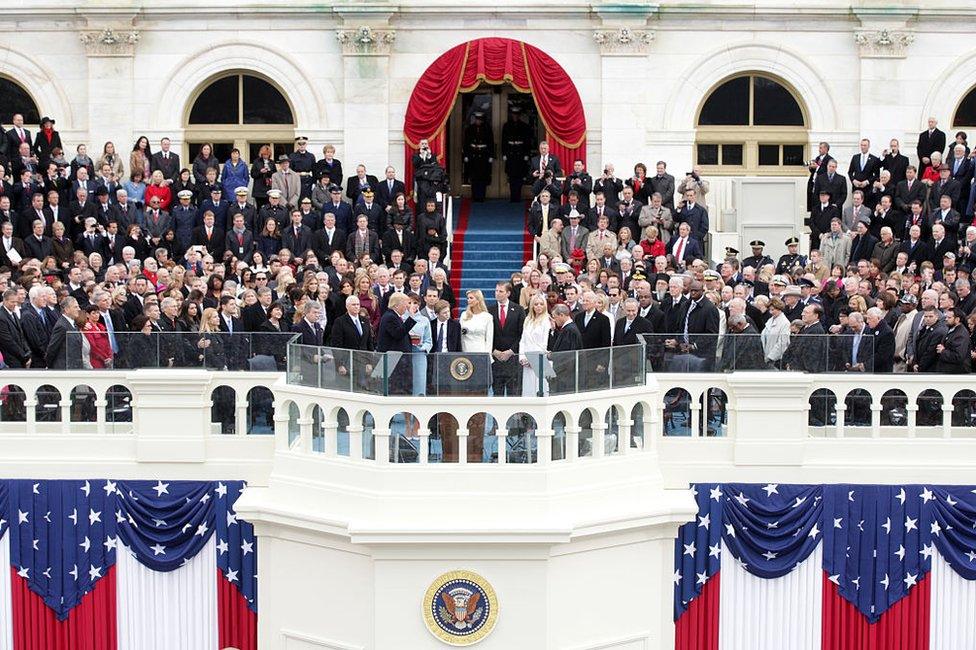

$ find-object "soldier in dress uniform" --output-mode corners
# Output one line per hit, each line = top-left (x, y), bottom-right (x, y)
(464, 111), (494, 202)
(742, 240), (773, 271)
(259, 189), (289, 230)
(289, 136), (316, 201)
(501, 106), (534, 203)
(775, 236), (807, 275)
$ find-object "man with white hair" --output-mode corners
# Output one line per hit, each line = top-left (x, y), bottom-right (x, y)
(865, 306), (894, 373)
(949, 143), (974, 213)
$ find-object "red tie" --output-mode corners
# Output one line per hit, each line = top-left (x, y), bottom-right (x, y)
(499, 304), (507, 328)
(676, 238), (686, 262)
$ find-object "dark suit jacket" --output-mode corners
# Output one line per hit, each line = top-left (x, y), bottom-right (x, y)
(899, 238), (932, 268)
(0, 307), (30, 367)
(375, 311), (415, 353)
(849, 232), (879, 263)
(614, 316), (653, 346)
(20, 304), (53, 368)
(573, 310), (611, 349)
(430, 318), (462, 352)
(224, 230), (254, 261)
(937, 324), (971, 374)
(46, 315), (80, 369)
(23, 234), (53, 261)
(585, 206), (619, 232)
(929, 178), (962, 211)
(881, 152), (909, 185)
(4, 128), (31, 153)
(870, 320), (895, 373)
(381, 228), (417, 264)
(374, 179), (406, 209)
(330, 313), (374, 352)
(190, 225), (226, 258)
(917, 129), (946, 166)
(810, 203), (842, 236)
(848, 154), (881, 185)
(814, 173), (847, 208)
(529, 154), (562, 178)
(241, 302), (269, 332)
(666, 235), (704, 265)
(293, 318), (325, 347)
(674, 204), (708, 242)
(894, 179), (926, 216)
(281, 225), (312, 256)
(0, 237), (26, 268)
(150, 151), (181, 181)
(346, 175), (380, 204)
(311, 228), (346, 263)
(355, 202), (386, 235)
(488, 302), (525, 353)
(345, 230), (381, 262)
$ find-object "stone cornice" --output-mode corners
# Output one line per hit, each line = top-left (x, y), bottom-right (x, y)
(336, 25), (396, 56)
(78, 27), (139, 56)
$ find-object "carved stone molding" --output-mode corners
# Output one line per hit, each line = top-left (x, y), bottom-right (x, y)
(79, 28), (140, 57)
(336, 26), (396, 56)
(593, 28), (655, 55)
(854, 29), (914, 58)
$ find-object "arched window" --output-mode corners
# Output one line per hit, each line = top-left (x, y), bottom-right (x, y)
(953, 86), (976, 128)
(184, 72), (296, 163)
(695, 74), (809, 175)
(0, 77), (40, 125)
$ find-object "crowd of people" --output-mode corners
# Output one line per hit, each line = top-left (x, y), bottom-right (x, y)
(1, 111), (976, 382)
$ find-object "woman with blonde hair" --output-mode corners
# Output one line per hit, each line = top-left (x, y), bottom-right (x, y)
(97, 141), (124, 179)
(519, 293), (552, 396)
(460, 289), (494, 461)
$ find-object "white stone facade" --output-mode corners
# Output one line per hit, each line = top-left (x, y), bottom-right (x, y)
(5, 0), (976, 255)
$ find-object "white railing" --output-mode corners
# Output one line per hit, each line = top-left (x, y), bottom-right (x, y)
(272, 381), (657, 466)
(0, 370), (279, 484)
(443, 193), (454, 254)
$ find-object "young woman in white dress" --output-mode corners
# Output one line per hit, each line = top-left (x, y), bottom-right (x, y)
(519, 293), (552, 396)
(460, 290), (494, 461)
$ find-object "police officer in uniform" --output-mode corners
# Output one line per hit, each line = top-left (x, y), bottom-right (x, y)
(501, 106), (534, 203)
(289, 136), (316, 201)
(464, 111), (494, 202)
(775, 236), (807, 275)
(259, 189), (289, 230)
(742, 240), (773, 271)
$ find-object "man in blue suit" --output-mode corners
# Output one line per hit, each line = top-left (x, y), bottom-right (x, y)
(376, 292), (417, 394)
(666, 222), (704, 269)
(674, 189), (708, 244)
(321, 185), (354, 233)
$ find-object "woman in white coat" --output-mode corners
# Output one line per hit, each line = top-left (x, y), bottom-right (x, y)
(760, 298), (791, 367)
(519, 293), (552, 396)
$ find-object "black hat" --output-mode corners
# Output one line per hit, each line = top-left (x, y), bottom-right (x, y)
(94, 185), (109, 196)
(819, 189), (830, 195)
(328, 184), (342, 193)
(655, 272), (671, 284)
(725, 247), (739, 257)
(798, 277), (816, 288)
(277, 154), (290, 163)
(750, 240), (765, 248)
(39, 116), (55, 126)
(294, 136), (308, 143)
(960, 262), (973, 275)
(785, 236), (800, 246)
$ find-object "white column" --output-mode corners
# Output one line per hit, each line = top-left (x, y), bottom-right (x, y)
(79, 28), (140, 157)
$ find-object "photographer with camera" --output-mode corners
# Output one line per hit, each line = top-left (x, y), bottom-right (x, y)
(563, 159), (592, 207)
(594, 163), (623, 202)
(677, 166), (710, 207)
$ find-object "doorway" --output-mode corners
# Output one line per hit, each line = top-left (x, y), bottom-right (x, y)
(447, 84), (542, 200)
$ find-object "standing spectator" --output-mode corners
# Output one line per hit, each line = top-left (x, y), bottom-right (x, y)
(936, 307), (971, 374)
(488, 282), (525, 396)
(761, 298), (791, 366)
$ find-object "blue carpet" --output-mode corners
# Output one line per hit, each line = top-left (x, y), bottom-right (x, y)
(457, 200), (526, 311)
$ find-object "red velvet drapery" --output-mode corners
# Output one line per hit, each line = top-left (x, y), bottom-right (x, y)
(403, 37), (587, 194)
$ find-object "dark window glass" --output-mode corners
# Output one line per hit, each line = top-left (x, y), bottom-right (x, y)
(753, 77), (804, 126)
(697, 144), (719, 165)
(188, 142), (235, 163)
(722, 144), (743, 166)
(758, 144), (780, 166)
(783, 144), (806, 166)
(954, 87), (976, 127)
(698, 77), (749, 126)
(0, 78), (40, 124)
(243, 75), (293, 125)
(188, 76), (239, 124)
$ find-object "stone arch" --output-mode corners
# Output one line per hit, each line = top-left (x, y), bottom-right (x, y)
(151, 42), (329, 131)
(0, 47), (74, 126)
(919, 48), (976, 130)
(663, 42), (838, 133)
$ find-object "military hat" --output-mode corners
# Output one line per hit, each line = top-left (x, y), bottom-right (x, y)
(234, 187), (249, 195)
(362, 187), (374, 196)
(94, 185), (109, 196)
(177, 190), (193, 199)
(553, 262), (573, 274)
(631, 271), (647, 282)
(741, 278), (755, 287)
(510, 106), (522, 114)
(782, 285), (802, 297)
(899, 294), (917, 305)
(277, 154), (290, 162)
(945, 251), (956, 259)
(267, 189), (282, 198)
(725, 246), (739, 257)
(750, 240), (765, 248)
(328, 184), (342, 193)
(785, 236), (800, 246)
(209, 186), (222, 194)
(771, 275), (788, 287)
(798, 277), (816, 288)
(294, 136), (308, 143)
(703, 269), (721, 280)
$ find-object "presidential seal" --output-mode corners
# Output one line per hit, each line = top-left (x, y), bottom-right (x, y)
(449, 356), (474, 382)
(423, 570), (498, 645)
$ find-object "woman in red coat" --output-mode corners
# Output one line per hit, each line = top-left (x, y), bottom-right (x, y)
(143, 170), (173, 211)
(82, 304), (113, 369)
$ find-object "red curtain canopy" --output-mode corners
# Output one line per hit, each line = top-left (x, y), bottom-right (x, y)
(403, 37), (587, 193)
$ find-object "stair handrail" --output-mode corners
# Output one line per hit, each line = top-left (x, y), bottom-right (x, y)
(443, 194), (454, 257)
